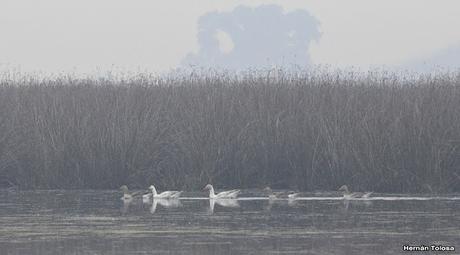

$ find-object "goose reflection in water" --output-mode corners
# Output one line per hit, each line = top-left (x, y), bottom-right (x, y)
(265, 197), (300, 211)
(342, 199), (373, 212)
(287, 197), (299, 207)
(121, 199), (132, 215)
(208, 198), (240, 214)
(150, 198), (182, 214)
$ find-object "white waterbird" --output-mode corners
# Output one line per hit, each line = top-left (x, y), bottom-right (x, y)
(142, 185), (182, 200)
(203, 184), (240, 199)
(287, 192), (301, 199)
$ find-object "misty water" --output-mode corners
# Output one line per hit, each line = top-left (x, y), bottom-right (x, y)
(0, 190), (459, 255)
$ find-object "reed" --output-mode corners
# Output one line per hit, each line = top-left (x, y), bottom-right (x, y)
(0, 69), (459, 192)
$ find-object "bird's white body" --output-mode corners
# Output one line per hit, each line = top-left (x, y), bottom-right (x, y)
(204, 184), (240, 199)
(287, 192), (301, 199)
(360, 192), (373, 198)
(143, 185), (182, 200)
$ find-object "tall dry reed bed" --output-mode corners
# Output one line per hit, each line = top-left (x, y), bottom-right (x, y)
(0, 70), (460, 192)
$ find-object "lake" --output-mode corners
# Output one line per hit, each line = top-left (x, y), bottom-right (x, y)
(0, 190), (459, 254)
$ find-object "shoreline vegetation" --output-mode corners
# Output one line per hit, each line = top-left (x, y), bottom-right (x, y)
(1, 68), (460, 192)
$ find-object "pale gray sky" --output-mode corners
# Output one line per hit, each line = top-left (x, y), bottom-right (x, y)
(1, 0), (460, 74)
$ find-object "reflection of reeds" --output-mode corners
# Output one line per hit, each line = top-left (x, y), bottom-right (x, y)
(1, 70), (460, 193)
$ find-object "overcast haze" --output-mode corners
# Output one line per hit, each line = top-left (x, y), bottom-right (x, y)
(1, 0), (460, 74)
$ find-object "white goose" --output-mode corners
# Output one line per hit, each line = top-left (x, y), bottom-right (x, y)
(287, 192), (301, 199)
(203, 184), (240, 199)
(338, 185), (373, 199)
(142, 185), (182, 200)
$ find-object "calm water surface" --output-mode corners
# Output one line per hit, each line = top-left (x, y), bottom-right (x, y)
(0, 190), (459, 255)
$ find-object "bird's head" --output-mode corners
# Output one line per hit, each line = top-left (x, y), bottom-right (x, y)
(338, 185), (349, 192)
(120, 185), (129, 193)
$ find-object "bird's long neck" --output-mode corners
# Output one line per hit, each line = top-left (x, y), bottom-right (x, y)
(151, 186), (158, 196)
(209, 186), (215, 197)
(343, 186), (350, 194)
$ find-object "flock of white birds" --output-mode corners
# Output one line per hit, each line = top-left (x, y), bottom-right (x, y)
(119, 184), (373, 202)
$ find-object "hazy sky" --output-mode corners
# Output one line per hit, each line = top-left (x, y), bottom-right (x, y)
(1, 0), (460, 74)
